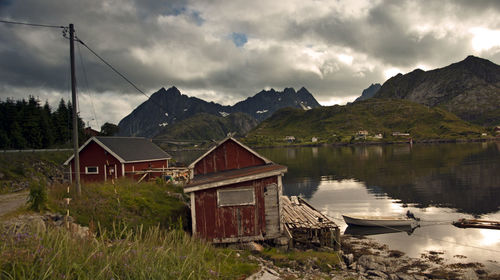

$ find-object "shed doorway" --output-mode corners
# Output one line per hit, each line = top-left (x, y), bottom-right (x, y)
(264, 183), (280, 238)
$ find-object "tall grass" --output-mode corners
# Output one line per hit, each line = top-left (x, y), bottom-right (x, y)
(47, 179), (190, 232)
(0, 224), (258, 279)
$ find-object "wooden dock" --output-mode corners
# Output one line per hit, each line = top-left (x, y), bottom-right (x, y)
(282, 196), (340, 250)
(453, 218), (500, 230)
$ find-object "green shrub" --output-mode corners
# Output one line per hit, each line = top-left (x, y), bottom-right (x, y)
(27, 180), (47, 212)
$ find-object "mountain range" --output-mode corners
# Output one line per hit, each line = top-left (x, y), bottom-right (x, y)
(370, 55), (500, 126)
(117, 86), (321, 138)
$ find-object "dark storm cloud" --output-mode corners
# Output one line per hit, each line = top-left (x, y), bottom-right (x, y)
(0, 0), (499, 125)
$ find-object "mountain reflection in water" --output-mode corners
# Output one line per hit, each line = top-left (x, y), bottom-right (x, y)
(259, 142), (500, 216)
(258, 142), (500, 269)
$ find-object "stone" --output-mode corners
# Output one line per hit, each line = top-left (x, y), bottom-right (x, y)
(343, 253), (355, 265)
(357, 255), (387, 272)
(461, 268), (478, 280)
(388, 274), (399, 280)
(367, 270), (388, 278)
(413, 275), (427, 280)
(243, 242), (264, 253)
(396, 273), (415, 280)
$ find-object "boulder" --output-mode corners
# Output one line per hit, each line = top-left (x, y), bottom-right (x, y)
(357, 255), (387, 272)
(461, 268), (478, 280)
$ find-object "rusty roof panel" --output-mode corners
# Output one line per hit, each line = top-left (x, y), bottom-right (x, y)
(186, 164), (287, 189)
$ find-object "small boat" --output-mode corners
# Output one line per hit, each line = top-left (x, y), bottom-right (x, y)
(342, 215), (416, 227)
(452, 219), (500, 230)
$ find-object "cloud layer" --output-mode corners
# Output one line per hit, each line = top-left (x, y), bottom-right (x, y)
(1, 0), (499, 128)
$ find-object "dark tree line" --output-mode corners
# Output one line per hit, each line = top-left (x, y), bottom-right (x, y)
(0, 96), (85, 149)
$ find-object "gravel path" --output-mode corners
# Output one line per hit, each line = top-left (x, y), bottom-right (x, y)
(0, 191), (28, 217)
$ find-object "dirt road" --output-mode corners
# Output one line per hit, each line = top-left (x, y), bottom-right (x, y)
(0, 191), (28, 217)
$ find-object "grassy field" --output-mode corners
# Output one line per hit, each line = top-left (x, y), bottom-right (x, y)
(0, 223), (258, 279)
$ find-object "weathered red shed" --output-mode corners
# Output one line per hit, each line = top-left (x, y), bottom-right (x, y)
(184, 137), (287, 243)
(64, 136), (171, 183)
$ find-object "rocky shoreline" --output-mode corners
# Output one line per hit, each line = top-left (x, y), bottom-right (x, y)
(247, 234), (499, 280)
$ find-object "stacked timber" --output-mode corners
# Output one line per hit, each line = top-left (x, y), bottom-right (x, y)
(282, 196), (340, 250)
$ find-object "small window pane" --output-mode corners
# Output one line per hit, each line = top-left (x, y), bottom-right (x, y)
(86, 166), (98, 174)
(218, 188), (255, 207)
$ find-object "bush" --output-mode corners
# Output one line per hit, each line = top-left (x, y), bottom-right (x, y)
(27, 180), (47, 212)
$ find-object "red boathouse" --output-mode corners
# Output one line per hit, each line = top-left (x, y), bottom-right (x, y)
(184, 137), (287, 243)
(64, 136), (171, 183)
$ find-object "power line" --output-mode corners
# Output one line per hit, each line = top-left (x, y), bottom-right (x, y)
(75, 38), (152, 100)
(0, 19), (64, 29)
(76, 41), (100, 129)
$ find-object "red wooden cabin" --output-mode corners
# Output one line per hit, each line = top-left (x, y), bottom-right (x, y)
(64, 136), (171, 183)
(184, 137), (287, 243)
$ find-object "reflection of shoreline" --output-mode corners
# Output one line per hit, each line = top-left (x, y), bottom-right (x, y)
(251, 138), (499, 150)
(282, 178), (321, 199)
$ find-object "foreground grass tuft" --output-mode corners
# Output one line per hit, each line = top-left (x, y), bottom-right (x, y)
(0, 224), (259, 279)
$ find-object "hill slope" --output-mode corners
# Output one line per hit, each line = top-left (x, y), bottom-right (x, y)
(246, 99), (485, 144)
(155, 112), (258, 141)
(374, 56), (500, 126)
(355, 83), (381, 102)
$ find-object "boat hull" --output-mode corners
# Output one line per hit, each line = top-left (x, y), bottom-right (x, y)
(343, 215), (415, 227)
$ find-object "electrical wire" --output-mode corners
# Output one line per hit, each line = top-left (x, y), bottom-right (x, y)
(75, 37), (151, 100)
(0, 19), (65, 29)
(76, 41), (100, 129)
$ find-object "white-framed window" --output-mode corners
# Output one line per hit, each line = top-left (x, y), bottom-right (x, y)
(217, 187), (255, 207)
(85, 166), (99, 174)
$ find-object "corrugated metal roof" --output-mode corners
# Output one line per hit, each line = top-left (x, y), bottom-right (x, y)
(95, 136), (171, 162)
(185, 164), (287, 190)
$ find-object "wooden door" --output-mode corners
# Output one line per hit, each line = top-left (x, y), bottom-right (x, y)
(264, 183), (280, 238)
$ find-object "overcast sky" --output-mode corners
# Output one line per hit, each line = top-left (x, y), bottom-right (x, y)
(1, 0), (499, 129)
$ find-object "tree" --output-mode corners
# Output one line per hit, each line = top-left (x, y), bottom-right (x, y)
(100, 122), (119, 136)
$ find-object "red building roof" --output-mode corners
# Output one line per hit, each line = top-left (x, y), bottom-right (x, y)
(64, 136), (171, 165)
(184, 164), (287, 193)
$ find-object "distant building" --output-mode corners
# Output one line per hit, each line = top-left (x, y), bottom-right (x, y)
(84, 127), (99, 137)
(392, 132), (410, 137)
(311, 137), (318, 143)
(355, 130), (368, 140)
(494, 126), (500, 135)
(373, 133), (383, 139)
(285, 136), (296, 142)
(64, 137), (171, 183)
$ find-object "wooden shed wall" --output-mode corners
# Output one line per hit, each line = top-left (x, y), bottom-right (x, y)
(194, 139), (266, 176)
(70, 141), (121, 182)
(194, 176), (278, 242)
(69, 141), (169, 182)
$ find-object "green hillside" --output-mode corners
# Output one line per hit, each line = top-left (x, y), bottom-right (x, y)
(245, 99), (486, 145)
(155, 112), (258, 141)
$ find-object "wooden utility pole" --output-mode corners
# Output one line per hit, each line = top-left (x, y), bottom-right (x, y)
(69, 23), (81, 196)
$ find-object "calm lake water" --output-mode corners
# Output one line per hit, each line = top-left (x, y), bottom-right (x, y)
(258, 142), (500, 270)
